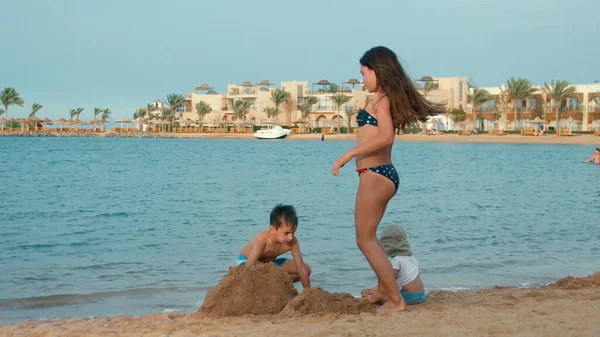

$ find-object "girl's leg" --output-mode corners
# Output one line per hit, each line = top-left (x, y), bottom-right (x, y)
(355, 172), (406, 313)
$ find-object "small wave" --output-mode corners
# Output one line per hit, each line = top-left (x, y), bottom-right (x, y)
(0, 286), (210, 309)
(71, 262), (137, 270)
(95, 212), (129, 218)
(13, 243), (60, 250)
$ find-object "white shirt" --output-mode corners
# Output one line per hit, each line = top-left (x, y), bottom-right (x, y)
(390, 255), (420, 288)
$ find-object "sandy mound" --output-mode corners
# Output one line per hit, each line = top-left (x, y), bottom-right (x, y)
(545, 271), (600, 290)
(198, 264), (298, 316)
(281, 287), (376, 315)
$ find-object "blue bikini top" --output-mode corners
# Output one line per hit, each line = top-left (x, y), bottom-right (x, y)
(356, 108), (378, 127)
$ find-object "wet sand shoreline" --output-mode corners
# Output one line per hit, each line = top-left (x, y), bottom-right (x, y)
(1, 272), (599, 337)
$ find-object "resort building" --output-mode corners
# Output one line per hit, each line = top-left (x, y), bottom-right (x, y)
(145, 76), (599, 132)
(179, 76), (468, 131)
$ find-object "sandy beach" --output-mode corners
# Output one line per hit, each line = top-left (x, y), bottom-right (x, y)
(1, 272), (598, 337)
(2, 131), (600, 145)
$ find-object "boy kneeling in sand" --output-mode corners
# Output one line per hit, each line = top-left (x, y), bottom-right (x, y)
(361, 225), (425, 304)
(236, 204), (311, 289)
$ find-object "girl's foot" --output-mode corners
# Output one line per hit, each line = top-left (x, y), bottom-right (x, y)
(377, 300), (406, 314)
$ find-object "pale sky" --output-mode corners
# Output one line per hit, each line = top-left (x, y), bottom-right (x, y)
(1, 0), (598, 120)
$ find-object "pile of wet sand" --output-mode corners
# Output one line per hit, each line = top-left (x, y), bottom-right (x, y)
(198, 264), (374, 316)
(199, 264), (298, 316)
(281, 287), (376, 315)
(544, 271), (600, 290)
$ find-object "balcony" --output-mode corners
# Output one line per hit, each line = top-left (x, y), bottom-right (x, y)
(228, 88), (258, 98)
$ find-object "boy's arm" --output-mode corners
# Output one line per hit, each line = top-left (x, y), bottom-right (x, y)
(290, 239), (311, 289)
(585, 156), (593, 163)
(244, 237), (265, 267)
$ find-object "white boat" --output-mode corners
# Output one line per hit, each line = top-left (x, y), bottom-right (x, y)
(253, 126), (291, 139)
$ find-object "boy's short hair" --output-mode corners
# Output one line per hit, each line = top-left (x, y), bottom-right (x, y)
(270, 204), (298, 229)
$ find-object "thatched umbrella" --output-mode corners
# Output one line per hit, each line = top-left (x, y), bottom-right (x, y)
(240, 81), (254, 87)
(344, 78), (361, 88)
(64, 119), (76, 131)
(54, 117), (67, 131)
(313, 79), (331, 92)
(89, 118), (100, 131)
(16, 118), (29, 131)
(257, 80), (272, 87)
(6, 117), (16, 130)
(207, 90), (218, 95)
(195, 84), (213, 92)
(114, 118), (133, 130)
(40, 117), (53, 131)
(28, 117), (42, 131)
(528, 117), (545, 135)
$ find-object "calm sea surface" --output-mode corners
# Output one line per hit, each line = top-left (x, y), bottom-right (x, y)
(0, 137), (598, 323)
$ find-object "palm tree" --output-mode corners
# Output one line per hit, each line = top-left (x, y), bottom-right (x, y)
(133, 109), (147, 132)
(324, 84), (339, 94)
(101, 109), (111, 132)
(145, 104), (157, 130)
(505, 77), (537, 130)
(29, 103), (43, 118)
(542, 80), (576, 131)
(28, 103), (43, 130)
(299, 96), (318, 132)
(270, 89), (291, 123)
(332, 93), (351, 132)
(423, 81), (437, 96)
(264, 107), (279, 119)
(69, 109), (77, 130)
(93, 107), (103, 131)
(165, 93), (185, 121)
(70, 107), (83, 130)
(195, 101), (212, 131)
(234, 100), (251, 131)
(344, 106), (356, 133)
(466, 81), (493, 131)
(234, 100), (251, 119)
(1, 88), (24, 127)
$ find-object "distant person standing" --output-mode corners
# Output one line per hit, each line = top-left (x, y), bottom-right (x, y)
(539, 123), (545, 136)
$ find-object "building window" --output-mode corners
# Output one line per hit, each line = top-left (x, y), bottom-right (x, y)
(459, 81), (464, 102)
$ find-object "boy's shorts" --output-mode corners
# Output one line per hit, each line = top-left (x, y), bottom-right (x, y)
(401, 290), (426, 304)
(235, 255), (287, 267)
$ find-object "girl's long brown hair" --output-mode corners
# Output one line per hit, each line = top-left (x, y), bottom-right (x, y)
(360, 46), (446, 129)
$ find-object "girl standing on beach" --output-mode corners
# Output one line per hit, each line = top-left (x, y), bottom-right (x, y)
(332, 46), (445, 313)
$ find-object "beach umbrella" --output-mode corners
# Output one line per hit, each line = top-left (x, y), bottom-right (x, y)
(195, 84), (213, 91)
(114, 118), (132, 130)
